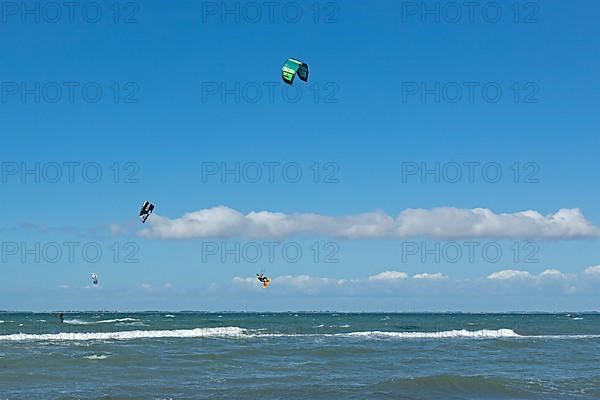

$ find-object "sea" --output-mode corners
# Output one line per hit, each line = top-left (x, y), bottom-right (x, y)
(0, 312), (599, 399)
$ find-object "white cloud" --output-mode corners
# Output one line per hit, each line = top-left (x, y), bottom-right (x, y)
(232, 276), (256, 285)
(228, 266), (598, 303)
(413, 273), (447, 280)
(109, 223), (128, 235)
(488, 270), (534, 280)
(136, 206), (598, 241)
(583, 265), (600, 276)
(487, 268), (573, 282)
(368, 271), (408, 281)
(233, 273), (403, 287)
(539, 269), (566, 279)
(276, 275), (332, 287)
(232, 266), (595, 288)
(232, 274), (333, 290)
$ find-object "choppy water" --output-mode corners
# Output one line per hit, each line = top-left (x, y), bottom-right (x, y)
(1, 313), (599, 399)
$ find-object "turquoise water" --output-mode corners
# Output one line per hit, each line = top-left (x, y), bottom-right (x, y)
(1, 313), (599, 399)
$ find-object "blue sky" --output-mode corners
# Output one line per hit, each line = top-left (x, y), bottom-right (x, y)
(1, 1), (599, 311)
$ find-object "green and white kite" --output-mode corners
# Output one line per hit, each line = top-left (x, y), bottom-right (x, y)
(281, 58), (309, 85)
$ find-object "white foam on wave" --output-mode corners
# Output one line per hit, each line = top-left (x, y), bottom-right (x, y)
(339, 330), (600, 340)
(2, 327), (599, 342)
(0, 327), (247, 342)
(165, 315), (175, 318)
(116, 321), (148, 327)
(84, 354), (109, 360)
(342, 328), (522, 339)
(242, 328), (529, 340)
(64, 318), (140, 325)
(63, 319), (87, 325)
(533, 334), (600, 339)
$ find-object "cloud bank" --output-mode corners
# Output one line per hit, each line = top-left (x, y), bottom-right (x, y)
(137, 206), (599, 241)
(232, 265), (600, 296)
(9, 266), (599, 312)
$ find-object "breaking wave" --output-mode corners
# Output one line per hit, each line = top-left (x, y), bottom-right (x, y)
(0, 327), (247, 341)
(84, 354), (110, 360)
(342, 329), (522, 339)
(2, 328), (599, 342)
(64, 318), (140, 325)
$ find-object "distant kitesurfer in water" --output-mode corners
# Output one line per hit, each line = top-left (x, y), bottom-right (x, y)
(58, 313), (64, 323)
